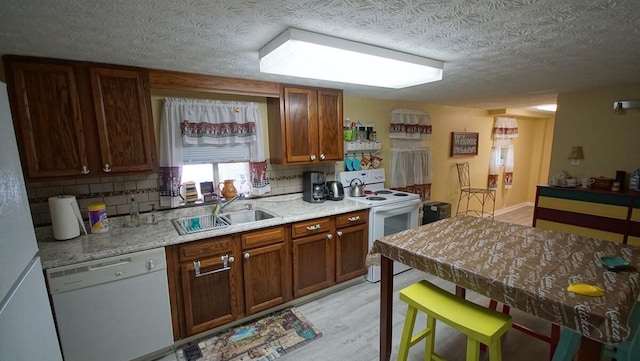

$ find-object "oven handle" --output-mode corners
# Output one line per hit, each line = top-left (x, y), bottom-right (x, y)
(372, 199), (422, 214)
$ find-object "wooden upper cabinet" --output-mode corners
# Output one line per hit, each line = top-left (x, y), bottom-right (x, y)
(8, 61), (89, 178)
(267, 85), (343, 164)
(3, 55), (158, 180)
(316, 89), (343, 162)
(90, 67), (156, 173)
(283, 87), (318, 163)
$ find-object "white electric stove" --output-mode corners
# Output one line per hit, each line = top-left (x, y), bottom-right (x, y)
(338, 169), (421, 282)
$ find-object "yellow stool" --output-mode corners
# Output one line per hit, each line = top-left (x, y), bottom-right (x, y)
(398, 280), (513, 361)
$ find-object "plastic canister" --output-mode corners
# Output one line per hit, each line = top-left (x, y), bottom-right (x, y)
(88, 203), (109, 233)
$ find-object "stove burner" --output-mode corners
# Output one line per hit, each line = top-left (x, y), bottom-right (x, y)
(376, 190), (393, 194)
(394, 193), (408, 197)
(367, 196), (387, 201)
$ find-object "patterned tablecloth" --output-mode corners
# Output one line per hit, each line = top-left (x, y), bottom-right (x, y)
(369, 215), (640, 344)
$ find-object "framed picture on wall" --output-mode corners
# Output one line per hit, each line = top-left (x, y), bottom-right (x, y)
(450, 132), (479, 157)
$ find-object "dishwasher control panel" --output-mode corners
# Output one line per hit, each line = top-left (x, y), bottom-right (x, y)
(46, 248), (166, 294)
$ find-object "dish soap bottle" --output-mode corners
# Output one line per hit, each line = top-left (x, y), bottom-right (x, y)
(129, 197), (140, 227)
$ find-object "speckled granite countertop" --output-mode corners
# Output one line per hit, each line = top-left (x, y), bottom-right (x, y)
(37, 194), (370, 269)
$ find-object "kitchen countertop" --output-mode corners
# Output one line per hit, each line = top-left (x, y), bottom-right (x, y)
(37, 194), (370, 269)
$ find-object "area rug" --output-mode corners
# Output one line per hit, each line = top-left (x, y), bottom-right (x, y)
(176, 307), (322, 361)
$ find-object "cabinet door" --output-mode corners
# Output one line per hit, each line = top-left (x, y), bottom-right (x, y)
(9, 61), (88, 178)
(90, 67), (157, 173)
(317, 89), (343, 161)
(335, 223), (368, 283)
(180, 254), (240, 335)
(283, 87), (318, 163)
(242, 242), (288, 315)
(292, 232), (334, 298)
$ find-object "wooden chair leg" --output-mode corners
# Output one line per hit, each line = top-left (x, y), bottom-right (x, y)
(466, 338), (481, 361)
(488, 339), (503, 361)
(397, 305), (418, 361)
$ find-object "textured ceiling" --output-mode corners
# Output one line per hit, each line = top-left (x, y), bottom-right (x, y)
(1, 0), (640, 110)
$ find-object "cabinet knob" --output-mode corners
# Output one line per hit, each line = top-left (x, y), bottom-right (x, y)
(103, 163), (112, 172)
(326, 234), (333, 240)
(337, 231), (343, 237)
(243, 252), (250, 259)
(80, 165), (90, 174)
(320, 153), (325, 160)
(310, 154), (316, 161)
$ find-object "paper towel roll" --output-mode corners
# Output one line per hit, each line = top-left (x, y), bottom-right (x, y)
(48, 195), (86, 241)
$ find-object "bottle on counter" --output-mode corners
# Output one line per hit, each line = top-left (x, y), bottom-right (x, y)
(150, 204), (158, 225)
(129, 197), (140, 227)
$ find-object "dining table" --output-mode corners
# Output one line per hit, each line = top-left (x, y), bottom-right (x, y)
(369, 215), (640, 361)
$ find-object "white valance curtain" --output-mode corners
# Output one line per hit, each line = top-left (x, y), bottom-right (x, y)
(390, 109), (432, 139)
(488, 117), (518, 189)
(390, 148), (432, 200)
(159, 98), (270, 205)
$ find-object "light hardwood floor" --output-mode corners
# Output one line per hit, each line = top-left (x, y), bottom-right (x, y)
(161, 206), (551, 361)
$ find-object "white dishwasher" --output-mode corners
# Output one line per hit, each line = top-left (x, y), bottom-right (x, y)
(46, 248), (174, 361)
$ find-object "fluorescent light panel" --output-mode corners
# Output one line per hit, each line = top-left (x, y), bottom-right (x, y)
(536, 104), (557, 112)
(259, 28), (443, 89)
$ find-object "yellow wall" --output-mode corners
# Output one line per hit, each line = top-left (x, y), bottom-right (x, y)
(344, 96), (553, 211)
(550, 85), (640, 179)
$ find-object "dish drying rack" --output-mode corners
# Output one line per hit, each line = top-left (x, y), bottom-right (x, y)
(172, 215), (230, 235)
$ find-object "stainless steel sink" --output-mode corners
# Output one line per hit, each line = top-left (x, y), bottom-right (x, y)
(220, 208), (280, 224)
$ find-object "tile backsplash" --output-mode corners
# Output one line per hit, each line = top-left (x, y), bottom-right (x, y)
(27, 162), (336, 226)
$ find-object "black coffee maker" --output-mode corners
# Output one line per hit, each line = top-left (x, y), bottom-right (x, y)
(303, 171), (326, 203)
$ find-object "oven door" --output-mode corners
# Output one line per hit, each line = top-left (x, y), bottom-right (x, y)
(366, 199), (421, 282)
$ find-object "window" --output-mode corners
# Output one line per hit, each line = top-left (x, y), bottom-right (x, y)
(181, 162), (252, 202)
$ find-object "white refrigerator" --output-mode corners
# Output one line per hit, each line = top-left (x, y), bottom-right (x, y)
(0, 81), (63, 360)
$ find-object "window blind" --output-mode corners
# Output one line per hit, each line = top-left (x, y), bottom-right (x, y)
(183, 144), (251, 164)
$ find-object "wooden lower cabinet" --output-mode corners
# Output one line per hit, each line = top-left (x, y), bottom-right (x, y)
(241, 227), (291, 315)
(292, 231), (335, 298)
(335, 211), (369, 283)
(291, 210), (369, 297)
(166, 236), (243, 339)
(167, 211), (368, 340)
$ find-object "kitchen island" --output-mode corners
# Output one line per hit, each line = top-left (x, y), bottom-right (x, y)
(36, 193), (369, 269)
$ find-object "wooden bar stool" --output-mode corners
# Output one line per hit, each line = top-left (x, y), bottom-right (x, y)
(397, 280), (513, 361)
(551, 302), (640, 361)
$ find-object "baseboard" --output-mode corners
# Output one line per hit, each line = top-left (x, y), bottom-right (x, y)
(493, 202), (534, 216)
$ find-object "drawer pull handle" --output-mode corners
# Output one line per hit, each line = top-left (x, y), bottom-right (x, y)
(103, 163), (112, 172)
(80, 165), (90, 174)
(327, 234), (333, 240)
(348, 216), (360, 222)
(306, 224), (321, 231)
(193, 255), (234, 277)
(337, 231), (343, 237)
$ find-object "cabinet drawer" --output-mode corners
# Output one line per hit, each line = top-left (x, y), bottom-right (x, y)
(335, 211), (368, 228)
(179, 236), (232, 261)
(291, 218), (331, 239)
(242, 227), (285, 249)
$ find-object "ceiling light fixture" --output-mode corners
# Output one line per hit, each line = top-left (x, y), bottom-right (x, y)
(613, 100), (640, 114)
(259, 28), (444, 89)
(536, 104), (557, 112)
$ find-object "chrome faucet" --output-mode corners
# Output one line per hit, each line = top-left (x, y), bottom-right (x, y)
(218, 193), (245, 212)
